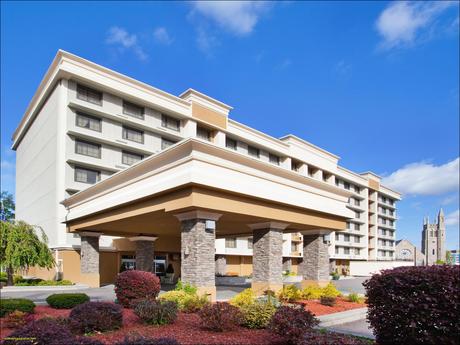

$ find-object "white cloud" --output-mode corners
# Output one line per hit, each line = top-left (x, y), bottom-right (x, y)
(153, 27), (173, 45)
(376, 1), (457, 50)
(277, 58), (292, 70)
(445, 209), (459, 226)
(190, 1), (271, 36)
(196, 27), (219, 57)
(334, 60), (352, 76)
(106, 26), (148, 61)
(382, 157), (460, 196)
(441, 195), (458, 206)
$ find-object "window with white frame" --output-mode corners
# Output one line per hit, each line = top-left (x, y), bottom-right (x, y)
(344, 247), (350, 254)
(226, 137), (237, 150)
(161, 114), (180, 131)
(161, 137), (176, 150)
(248, 145), (260, 158)
(123, 101), (144, 119)
(197, 126), (212, 141)
(122, 151), (143, 165)
(77, 84), (102, 105)
(225, 238), (236, 248)
(75, 140), (101, 158)
(269, 153), (280, 165)
(247, 237), (253, 249)
(76, 112), (101, 132)
(75, 166), (100, 184)
(122, 126), (144, 143)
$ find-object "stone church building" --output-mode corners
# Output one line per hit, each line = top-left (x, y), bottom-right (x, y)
(421, 209), (446, 265)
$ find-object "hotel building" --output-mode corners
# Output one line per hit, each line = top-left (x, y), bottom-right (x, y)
(13, 51), (400, 297)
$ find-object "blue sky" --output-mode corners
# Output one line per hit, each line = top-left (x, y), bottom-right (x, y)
(1, 1), (459, 249)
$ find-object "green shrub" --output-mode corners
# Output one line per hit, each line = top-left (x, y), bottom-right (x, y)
(347, 292), (364, 303)
(174, 280), (197, 295)
(14, 279), (73, 286)
(229, 288), (256, 308)
(321, 283), (341, 298)
(3, 310), (34, 328)
(241, 301), (277, 329)
(0, 298), (36, 317)
(46, 293), (90, 309)
(320, 296), (336, 306)
(134, 299), (178, 325)
(158, 290), (209, 313)
(301, 285), (323, 300)
(278, 285), (302, 302)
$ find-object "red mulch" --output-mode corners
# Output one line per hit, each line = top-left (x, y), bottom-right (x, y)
(300, 297), (366, 316)
(0, 300), (366, 344)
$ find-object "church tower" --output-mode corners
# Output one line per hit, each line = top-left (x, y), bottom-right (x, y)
(437, 209), (446, 262)
(421, 209), (446, 265)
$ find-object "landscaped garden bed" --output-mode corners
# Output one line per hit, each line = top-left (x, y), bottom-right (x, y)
(298, 297), (366, 316)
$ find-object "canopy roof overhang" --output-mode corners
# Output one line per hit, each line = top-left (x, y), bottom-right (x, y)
(62, 139), (355, 238)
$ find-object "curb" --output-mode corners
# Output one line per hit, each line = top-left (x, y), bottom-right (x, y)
(1, 284), (89, 292)
(317, 307), (367, 327)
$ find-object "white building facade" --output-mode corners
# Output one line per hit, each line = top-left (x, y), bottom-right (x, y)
(13, 51), (400, 284)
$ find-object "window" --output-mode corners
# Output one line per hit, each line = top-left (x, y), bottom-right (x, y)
(76, 113), (101, 132)
(432, 249), (435, 255)
(247, 237), (253, 249)
(354, 236), (360, 243)
(123, 101), (144, 119)
(161, 114), (180, 131)
(354, 223), (360, 231)
(248, 146), (260, 158)
(120, 255), (136, 271)
(269, 153), (280, 165)
(335, 233), (340, 240)
(122, 151), (143, 165)
(335, 247), (339, 254)
(154, 255), (167, 275)
(161, 138), (176, 150)
(226, 137), (237, 150)
(75, 166), (100, 184)
(225, 238), (236, 248)
(355, 211), (360, 219)
(354, 248), (360, 255)
(344, 247), (350, 254)
(354, 199), (360, 206)
(77, 84), (102, 105)
(344, 234), (350, 242)
(354, 185), (360, 194)
(122, 126), (144, 143)
(346, 222), (350, 229)
(291, 160), (301, 172)
(75, 140), (101, 158)
(307, 166), (316, 177)
(197, 126), (211, 141)
(390, 220), (394, 226)
(335, 179), (340, 187)
(344, 182), (350, 190)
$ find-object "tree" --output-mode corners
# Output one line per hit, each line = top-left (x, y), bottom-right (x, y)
(0, 191), (15, 221)
(0, 220), (54, 285)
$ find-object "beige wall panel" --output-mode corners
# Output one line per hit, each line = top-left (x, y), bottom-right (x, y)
(368, 180), (380, 190)
(192, 103), (227, 130)
(100, 252), (119, 284)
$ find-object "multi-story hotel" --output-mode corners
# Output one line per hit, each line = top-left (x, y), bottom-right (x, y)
(13, 51), (400, 297)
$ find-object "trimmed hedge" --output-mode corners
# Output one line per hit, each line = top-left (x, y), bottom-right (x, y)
(364, 265), (460, 345)
(115, 270), (160, 307)
(69, 301), (123, 333)
(46, 293), (90, 309)
(0, 298), (36, 317)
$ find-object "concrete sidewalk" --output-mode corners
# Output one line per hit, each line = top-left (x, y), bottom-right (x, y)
(326, 319), (375, 339)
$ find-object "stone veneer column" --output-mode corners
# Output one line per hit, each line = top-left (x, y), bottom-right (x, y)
(215, 255), (227, 276)
(175, 211), (222, 301)
(250, 222), (288, 295)
(299, 233), (330, 288)
(129, 236), (158, 272)
(79, 232), (102, 288)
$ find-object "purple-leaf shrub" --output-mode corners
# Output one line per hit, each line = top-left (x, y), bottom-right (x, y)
(198, 302), (242, 332)
(69, 301), (123, 333)
(115, 270), (161, 308)
(363, 265), (460, 345)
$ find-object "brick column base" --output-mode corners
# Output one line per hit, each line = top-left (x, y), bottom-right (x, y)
(176, 211), (221, 302)
(299, 234), (330, 288)
(80, 233), (101, 287)
(251, 223), (287, 296)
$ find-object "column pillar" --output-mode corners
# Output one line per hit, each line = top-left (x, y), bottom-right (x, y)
(175, 210), (222, 301)
(250, 222), (288, 295)
(79, 232), (102, 288)
(215, 255), (227, 276)
(282, 257), (292, 272)
(129, 236), (158, 272)
(299, 232), (330, 288)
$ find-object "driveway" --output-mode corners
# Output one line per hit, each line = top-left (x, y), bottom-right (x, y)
(0, 284), (245, 303)
(332, 277), (369, 295)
